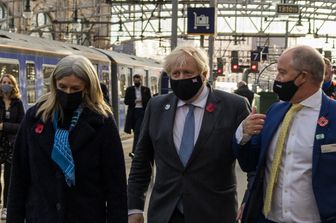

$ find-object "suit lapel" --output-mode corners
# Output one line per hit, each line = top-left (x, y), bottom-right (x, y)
(186, 88), (220, 167)
(259, 103), (291, 165)
(312, 94), (330, 177)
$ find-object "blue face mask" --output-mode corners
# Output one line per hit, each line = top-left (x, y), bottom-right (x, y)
(1, 84), (12, 94)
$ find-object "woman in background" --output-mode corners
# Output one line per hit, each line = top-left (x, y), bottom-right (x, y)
(7, 55), (127, 223)
(0, 74), (24, 220)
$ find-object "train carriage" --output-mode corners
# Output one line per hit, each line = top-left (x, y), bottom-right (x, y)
(0, 30), (166, 131)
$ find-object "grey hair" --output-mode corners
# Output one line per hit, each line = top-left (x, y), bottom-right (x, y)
(285, 45), (324, 83)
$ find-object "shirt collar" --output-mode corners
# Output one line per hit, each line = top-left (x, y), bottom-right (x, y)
(300, 89), (322, 110)
(177, 85), (209, 109)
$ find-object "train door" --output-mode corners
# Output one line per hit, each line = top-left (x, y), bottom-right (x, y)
(26, 61), (37, 106)
(42, 65), (56, 94)
(144, 70), (149, 87)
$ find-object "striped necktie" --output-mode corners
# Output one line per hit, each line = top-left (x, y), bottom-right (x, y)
(263, 103), (303, 216)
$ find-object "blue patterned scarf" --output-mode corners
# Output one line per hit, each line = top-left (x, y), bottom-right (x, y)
(51, 107), (83, 187)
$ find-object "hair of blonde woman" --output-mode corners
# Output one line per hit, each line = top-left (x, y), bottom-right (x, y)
(0, 74), (21, 100)
(163, 45), (209, 78)
(36, 55), (112, 122)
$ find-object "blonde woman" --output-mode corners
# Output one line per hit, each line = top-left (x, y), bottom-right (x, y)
(0, 74), (24, 220)
(7, 55), (127, 223)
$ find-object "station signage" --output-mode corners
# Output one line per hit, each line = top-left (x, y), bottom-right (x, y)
(276, 4), (300, 15)
(187, 7), (215, 35)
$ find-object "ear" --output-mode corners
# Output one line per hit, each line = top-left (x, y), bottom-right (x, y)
(201, 71), (208, 81)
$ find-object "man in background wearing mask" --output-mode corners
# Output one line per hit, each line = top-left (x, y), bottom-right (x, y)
(124, 74), (151, 158)
(127, 45), (250, 223)
(235, 45), (336, 223)
(322, 57), (336, 99)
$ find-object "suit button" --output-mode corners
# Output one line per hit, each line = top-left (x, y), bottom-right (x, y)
(56, 203), (62, 211)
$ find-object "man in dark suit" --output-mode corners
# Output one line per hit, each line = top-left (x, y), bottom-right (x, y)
(124, 74), (151, 158)
(235, 45), (336, 223)
(234, 81), (254, 105)
(127, 45), (250, 223)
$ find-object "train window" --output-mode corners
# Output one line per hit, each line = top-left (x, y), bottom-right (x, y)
(119, 74), (126, 98)
(42, 66), (55, 94)
(150, 76), (158, 96)
(0, 60), (19, 82)
(26, 62), (36, 105)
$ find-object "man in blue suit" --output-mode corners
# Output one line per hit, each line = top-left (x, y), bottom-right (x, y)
(235, 45), (336, 223)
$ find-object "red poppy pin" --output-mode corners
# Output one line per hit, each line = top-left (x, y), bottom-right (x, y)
(206, 103), (216, 113)
(317, 116), (329, 127)
(35, 123), (44, 134)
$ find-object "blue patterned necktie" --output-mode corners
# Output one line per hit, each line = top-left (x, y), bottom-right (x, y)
(179, 104), (195, 166)
(51, 107), (82, 187)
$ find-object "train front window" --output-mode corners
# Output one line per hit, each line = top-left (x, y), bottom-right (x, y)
(26, 63), (36, 105)
(42, 66), (55, 94)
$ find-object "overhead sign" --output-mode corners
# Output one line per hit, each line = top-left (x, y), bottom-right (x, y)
(187, 7), (215, 35)
(276, 4), (299, 14)
(251, 46), (269, 61)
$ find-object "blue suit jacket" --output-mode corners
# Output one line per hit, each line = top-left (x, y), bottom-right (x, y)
(236, 93), (336, 223)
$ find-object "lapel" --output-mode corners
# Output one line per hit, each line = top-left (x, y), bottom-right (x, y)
(36, 108), (102, 157)
(185, 87), (220, 167)
(160, 94), (183, 167)
(312, 94), (330, 177)
(259, 102), (291, 166)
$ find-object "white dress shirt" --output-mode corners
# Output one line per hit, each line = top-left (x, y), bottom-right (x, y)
(135, 86), (143, 108)
(236, 89), (323, 223)
(173, 86), (209, 152)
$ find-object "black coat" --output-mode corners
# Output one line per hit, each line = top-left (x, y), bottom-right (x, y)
(7, 105), (127, 223)
(124, 86), (151, 133)
(234, 85), (254, 105)
(0, 98), (25, 144)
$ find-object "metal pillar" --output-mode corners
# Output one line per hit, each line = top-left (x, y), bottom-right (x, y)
(171, 0), (178, 50)
(208, 0), (217, 85)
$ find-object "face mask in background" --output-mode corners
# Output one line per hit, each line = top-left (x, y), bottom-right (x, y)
(1, 84), (12, 94)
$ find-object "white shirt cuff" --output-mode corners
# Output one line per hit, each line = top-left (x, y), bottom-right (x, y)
(128, 209), (143, 216)
(235, 122), (252, 145)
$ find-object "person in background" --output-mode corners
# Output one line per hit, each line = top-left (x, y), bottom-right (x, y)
(234, 81), (254, 105)
(235, 45), (336, 223)
(128, 45), (250, 223)
(124, 74), (151, 158)
(322, 57), (336, 99)
(7, 55), (127, 223)
(100, 82), (111, 105)
(0, 74), (24, 220)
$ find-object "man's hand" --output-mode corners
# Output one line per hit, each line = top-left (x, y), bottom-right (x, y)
(242, 107), (266, 135)
(236, 203), (245, 222)
(128, 213), (144, 223)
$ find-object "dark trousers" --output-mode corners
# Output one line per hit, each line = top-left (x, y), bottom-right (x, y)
(132, 108), (145, 153)
(0, 162), (11, 208)
(169, 209), (184, 223)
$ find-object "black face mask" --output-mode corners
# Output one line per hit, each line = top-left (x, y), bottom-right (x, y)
(56, 89), (83, 110)
(273, 73), (301, 101)
(134, 83), (140, 87)
(170, 75), (203, 101)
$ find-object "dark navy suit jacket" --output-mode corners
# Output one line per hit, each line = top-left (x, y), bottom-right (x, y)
(235, 93), (336, 223)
